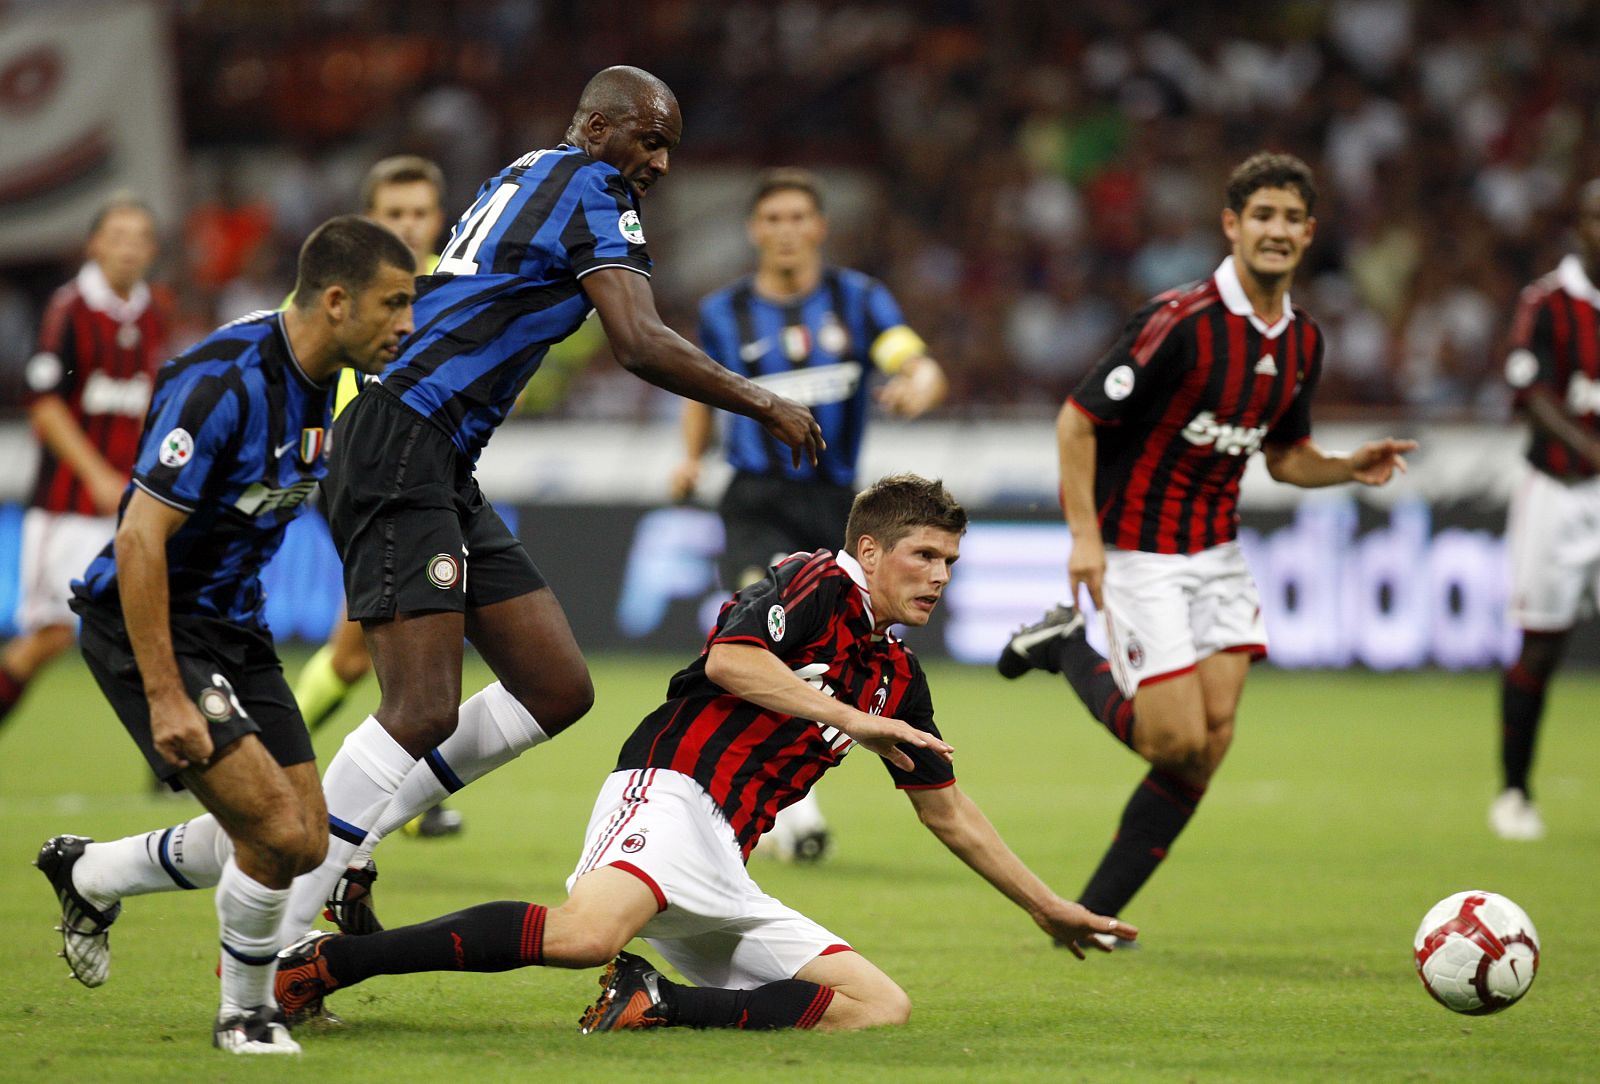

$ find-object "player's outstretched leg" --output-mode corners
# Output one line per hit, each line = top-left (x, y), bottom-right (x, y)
(579, 953), (839, 1033)
(998, 604), (1137, 751)
(36, 835), (122, 987)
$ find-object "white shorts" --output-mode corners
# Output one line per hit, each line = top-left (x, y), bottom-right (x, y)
(17, 509), (115, 632)
(1101, 541), (1268, 697)
(567, 769), (850, 989)
(1507, 469), (1600, 631)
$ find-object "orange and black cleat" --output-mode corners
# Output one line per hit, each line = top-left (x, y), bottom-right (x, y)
(578, 952), (671, 1033)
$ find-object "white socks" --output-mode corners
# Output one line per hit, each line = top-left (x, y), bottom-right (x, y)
(73, 815), (232, 910)
(350, 682), (547, 865)
(216, 859), (290, 1013)
(279, 715), (415, 939)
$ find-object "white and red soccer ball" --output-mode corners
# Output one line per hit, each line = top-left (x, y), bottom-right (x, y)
(1413, 891), (1540, 1014)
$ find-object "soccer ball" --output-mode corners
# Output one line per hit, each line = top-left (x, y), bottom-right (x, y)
(1413, 890), (1540, 1014)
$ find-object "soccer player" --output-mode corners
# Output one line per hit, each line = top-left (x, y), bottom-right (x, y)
(1489, 178), (1600, 841)
(669, 168), (947, 861)
(290, 155), (463, 837)
(276, 474), (1132, 1033)
(36, 216), (416, 1055)
(279, 66), (824, 949)
(0, 196), (162, 732)
(997, 152), (1416, 944)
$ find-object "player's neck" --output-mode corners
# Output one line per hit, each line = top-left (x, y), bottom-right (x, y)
(754, 260), (822, 301)
(1232, 260), (1290, 323)
(279, 307), (341, 384)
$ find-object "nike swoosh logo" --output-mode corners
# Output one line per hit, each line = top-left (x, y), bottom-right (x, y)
(274, 440), (296, 459)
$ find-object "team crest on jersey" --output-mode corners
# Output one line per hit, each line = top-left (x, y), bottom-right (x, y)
(818, 315), (849, 355)
(1104, 365), (1135, 401)
(159, 428), (194, 468)
(427, 553), (461, 589)
(1125, 636), (1146, 670)
(116, 322), (141, 349)
(299, 428), (325, 464)
(1505, 348), (1538, 389)
(782, 325), (812, 362)
(767, 604), (786, 641)
(620, 833), (646, 854)
(618, 210), (645, 245)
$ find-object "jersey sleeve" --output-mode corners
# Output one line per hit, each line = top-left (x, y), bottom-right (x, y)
(1265, 318), (1322, 446)
(862, 280), (925, 375)
(132, 371), (244, 513)
(1068, 299), (1186, 425)
(23, 291), (79, 404)
(565, 168), (652, 280)
(880, 658), (955, 790)
(708, 555), (840, 661)
(1504, 290), (1557, 404)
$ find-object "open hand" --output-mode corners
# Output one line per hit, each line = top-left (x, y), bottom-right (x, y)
(762, 397), (825, 468)
(1034, 899), (1137, 959)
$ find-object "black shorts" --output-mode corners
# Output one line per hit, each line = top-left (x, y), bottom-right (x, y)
(324, 385), (546, 622)
(73, 600), (314, 788)
(717, 470), (855, 588)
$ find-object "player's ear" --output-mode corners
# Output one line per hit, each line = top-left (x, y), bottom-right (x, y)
(1221, 207), (1239, 245)
(322, 283), (351, 322)
(855, 533), (881, 571)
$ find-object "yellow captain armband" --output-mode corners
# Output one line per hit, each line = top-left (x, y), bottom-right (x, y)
(333, 368), (364, 419)
(869, 325), (927, 374)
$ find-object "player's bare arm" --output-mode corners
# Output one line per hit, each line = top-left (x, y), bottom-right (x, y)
(1262, 437), (1418, 489)
(114, 490), (212, 769)
(905, 784), (1135, 958)
(583, 267), (824, 467)
(1520, 384), (1600, 471)
(877, 355), (948, 418)
(29, 394), (127, 516)
(703, 642), (953, 772)
(1056, 399), (1106, 608)
(669, 399), (713, 502)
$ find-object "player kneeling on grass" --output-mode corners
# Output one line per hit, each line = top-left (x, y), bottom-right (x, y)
(277, 474), (1132, 1032)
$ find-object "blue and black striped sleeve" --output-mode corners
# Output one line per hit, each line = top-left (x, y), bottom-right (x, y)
(565, 168), (652, 280)
(133, 370), (244, 513)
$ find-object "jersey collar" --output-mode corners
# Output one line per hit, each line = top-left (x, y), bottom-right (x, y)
(76, 261), (151, 322)
(1557, 254), (1600, 307)
(273, 312), (333, 389)
(1214, 256), (1295, 340)
(834, 549), (876, 628)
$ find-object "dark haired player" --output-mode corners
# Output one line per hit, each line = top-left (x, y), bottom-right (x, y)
(1490, 178), (1600, 841)
(278, 66), (825, 951)
(35, 217), (416, 1054)
(0, 196), (163, 733)
(671, 168), (947, 861)
(277, 475), (1131, 1033)
(999, 152), (1416, 945)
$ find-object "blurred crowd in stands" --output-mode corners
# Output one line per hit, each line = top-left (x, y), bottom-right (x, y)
(4, 0), (1599, 421)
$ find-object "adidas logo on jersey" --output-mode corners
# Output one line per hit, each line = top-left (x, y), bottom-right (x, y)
(1254, 354), (1278, 376)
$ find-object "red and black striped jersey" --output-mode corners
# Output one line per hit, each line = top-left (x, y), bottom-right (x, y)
(23, 262), (164, 515)
(1504, 255), (1600, 480)
(614, 548), (954, 859)
(1068, 257), (1321, 554)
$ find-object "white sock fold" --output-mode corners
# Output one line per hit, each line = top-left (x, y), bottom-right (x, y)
(278, 715), (415, 940)
(348, 683), (547, 866)
(74, 815), (233, 909)
(216, 859), (291, 1014)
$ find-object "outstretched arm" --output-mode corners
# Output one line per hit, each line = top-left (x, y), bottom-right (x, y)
(906, 783), (1135, 958)
(583, 268), (822, 468)
(704, 643), (953, 772)
(1057, 399), (1106, 609)
(1263, 436), (1418, 489)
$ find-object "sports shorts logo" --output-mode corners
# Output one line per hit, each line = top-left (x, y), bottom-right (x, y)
(426, 553), (461, 589)
(1125, 636), (1146, 670)
(159, 428), (194, 468)
(1104, 365), (1135, 401)
(767, 604), (786, 642)
(197, 686), (234, 722)
(618, 210), (645, 245)
(620, 833), (646, 854)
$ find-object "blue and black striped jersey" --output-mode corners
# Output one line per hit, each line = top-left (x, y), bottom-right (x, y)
(698, 267), (912, 488)
(381, 145), (652, 461)
(74, 311), (334, 629)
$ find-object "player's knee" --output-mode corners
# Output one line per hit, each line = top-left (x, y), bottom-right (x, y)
(548, 926), (628, 969)
(833, 982), (912, 1029)
(506, 667), (594, 738)
(1139, 727), (1206, 772)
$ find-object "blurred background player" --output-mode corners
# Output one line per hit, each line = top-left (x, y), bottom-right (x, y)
(290, 155), (464, 838)
(998, 153), (1415, 946)
(1490, 178), (1600, 841)
(0, 196), (163, 735)
(37, 216), (416, 1054)
(669, 168), (947, 862)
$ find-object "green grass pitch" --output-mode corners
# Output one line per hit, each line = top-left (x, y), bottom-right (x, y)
(2, 651), (1596, 1082)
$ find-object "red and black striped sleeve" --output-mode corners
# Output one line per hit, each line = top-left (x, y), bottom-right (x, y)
(1069, 294), (1193, 425)
(880, 655), (954, 790)
(1504, 285), (1559, 405)
(23, 288), (81, 405)
(707, 550), (843, 660)
(1264, 313), (1322, 446)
